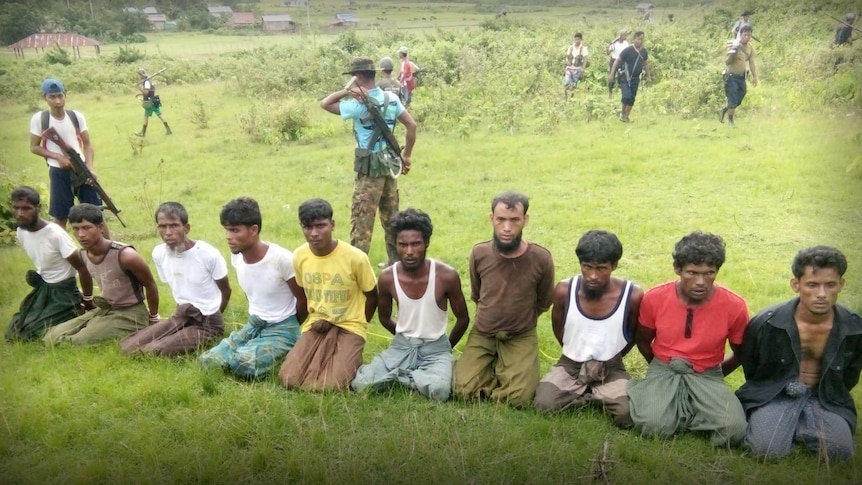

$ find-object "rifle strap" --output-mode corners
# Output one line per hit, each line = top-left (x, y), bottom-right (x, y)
(364, 92), (393, 151)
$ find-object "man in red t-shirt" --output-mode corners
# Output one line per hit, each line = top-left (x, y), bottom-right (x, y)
(628, 231), (748, 447)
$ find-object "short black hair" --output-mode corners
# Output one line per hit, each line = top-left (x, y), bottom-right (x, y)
(633, 30), (645, 39)
(740, 25), (753, 34)
(298, 198), (333, 227)
(220, 197), (262, 230)
(792, 246), (847, 278)
(11, 186), (40, 205)
(155, 201), (188, 225)
(491, 191), (530, 215)
(576, 230), (623, 264)
(574, 33), (583, 39)
(390, 208), (433, 244)
(69, 203), (103, 225)
(672, 231), (726, 270)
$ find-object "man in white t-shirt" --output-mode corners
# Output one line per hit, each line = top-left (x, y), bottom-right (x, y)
(606, 29), (630, 97)
(29, 78), (102, 231)
(7, 186), (94, 341)
(121, 202), (231, 357)
(199, 197), (307, 379)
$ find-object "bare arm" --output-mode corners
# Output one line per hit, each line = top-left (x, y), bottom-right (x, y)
(319, 88), (348, 115)
(66, 250), (94, 310)
(79, 130), (94, 170)
(287, 277), (308, 324)
(621, 285), (644, 357)
(444, 269), (470, 348)
(119, 247), (159, 317)
(364, 287), (379, 323)
(376, 269), (397, 335)
(609, 57), (622, 81)
(721, 342), (744, 376)
(748, 57), (758, 86)
(397, 109), (417, 173)
(214, 276), (231, 314)
(634, 323), (656, 363)
(550, 280), (570, 346)
(30, 133), (72, 170)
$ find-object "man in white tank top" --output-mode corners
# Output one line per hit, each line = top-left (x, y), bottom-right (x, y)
(352, 209), (469, 401)
(533, 230), (643, 427)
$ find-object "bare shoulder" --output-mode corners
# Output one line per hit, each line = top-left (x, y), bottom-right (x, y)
(378, 266), (395, 286)
(434, 260), (463, 284)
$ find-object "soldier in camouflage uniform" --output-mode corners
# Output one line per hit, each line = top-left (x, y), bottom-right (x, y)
(320, 57), (417, 266)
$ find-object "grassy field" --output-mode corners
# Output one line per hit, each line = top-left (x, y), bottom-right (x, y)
(1, 66), (861, 482)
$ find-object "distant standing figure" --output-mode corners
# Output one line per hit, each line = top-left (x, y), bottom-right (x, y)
(44, 203), (160, 345)
(533, 230), (644, 427)
(352, 209), (470, 401)
(834, 12), (857, 46)
(397, 46), (420, 108)
(278, 198), (378, 392)
(606, 29), (630, 97)
(737, 246), (862, 461)
(7, 186), (94, 341)
(29, 78), (101, 231)
(731, 10), (754, 40)
(199, 197), (307, 379)
(377, 56), (402, 98)
(719, 25), (758, 126)
(120, 202), (231, 357)
(627, 231), (749, 447)
(609, 31), (651, 123)
(453, 191), (555, 407)
(564, 33), (590, 95)
(135, 67), (172, 137)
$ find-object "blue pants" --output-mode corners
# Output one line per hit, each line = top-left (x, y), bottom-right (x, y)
(198, 314), (300, 379)
(724, 74), (747, 108)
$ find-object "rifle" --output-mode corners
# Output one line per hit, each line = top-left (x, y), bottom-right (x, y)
(345, 76), (404, 178)
(135, 67), (168, 86)
(42, 127), (127, 227)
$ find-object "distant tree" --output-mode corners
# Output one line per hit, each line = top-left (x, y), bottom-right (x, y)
(0, 3), (44, 44)
(118, 11), (150, 35)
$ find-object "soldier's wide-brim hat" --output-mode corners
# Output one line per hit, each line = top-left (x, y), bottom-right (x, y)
(342, 57), (380, 75)
(741, 10), (754, 16)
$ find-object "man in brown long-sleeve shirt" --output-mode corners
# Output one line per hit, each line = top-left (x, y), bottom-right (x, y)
(453, 191), (555, 407)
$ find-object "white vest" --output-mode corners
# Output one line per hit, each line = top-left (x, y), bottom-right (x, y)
(561, 276), (632, 362)
(393, 259), (448, 340)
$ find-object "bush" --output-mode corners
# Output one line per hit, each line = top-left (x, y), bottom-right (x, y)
(114, 44), (145, 65)
(44, 44), (72, 66)
(237, 101), (311, 144)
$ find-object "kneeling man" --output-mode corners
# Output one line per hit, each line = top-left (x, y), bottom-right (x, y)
(120, 202), (231, 356)
(628, 231), (748, 446)
(7, 186), (94, 341)
(352, 209), (469, 401)
(278, 199), (378, 392)
(44, 203), (159, 345)
(533, 230), (643, 427)
(737, 246), (862, 461)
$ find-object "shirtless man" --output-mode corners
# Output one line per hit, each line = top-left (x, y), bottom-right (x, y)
(351, 208), (470, 401)
(737, 246), (862, 461)
(533, 230), (643, 427)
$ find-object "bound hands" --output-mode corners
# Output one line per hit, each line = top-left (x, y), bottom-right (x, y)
(311, 319), (333, 333)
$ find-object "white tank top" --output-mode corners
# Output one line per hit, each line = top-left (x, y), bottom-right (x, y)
(393, 259), (449, 340)
(561, 276), (632, 362)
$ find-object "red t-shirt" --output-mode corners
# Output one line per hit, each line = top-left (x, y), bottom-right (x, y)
(639, 281), (749, 373)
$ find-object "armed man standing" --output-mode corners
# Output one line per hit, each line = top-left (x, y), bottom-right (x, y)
(320, 57), (417, 267)
(719, 26), (758, 127)
(135, 67), (172, 137)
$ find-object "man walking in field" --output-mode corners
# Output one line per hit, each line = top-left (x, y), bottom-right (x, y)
(397, 46), (420, 107)
(7, 186), (94, 341)
(834, 12), (857, 46)
(320, 57), (417, 267)
(377, 57), (401, 97)
(628, 231), (748, 447)
(120, 202), (231, 357)
(351, 208), (470, 401)
(135, 67), (172, 137)
(719, 25), (758, 126)
(533, 230), (643, 427)
(453, 191), (555, 407)
(564, 33), (590, 96)
(737, 246), (862, 461)
(44, 203), (160, 345)
(731, 10), (754, 40)
(606, 29), (629, 97)
(609, 31), (651, 123)
(199, 197), (307, 379)
(29, 78), (102, 231)
(278, 198), (378, 392)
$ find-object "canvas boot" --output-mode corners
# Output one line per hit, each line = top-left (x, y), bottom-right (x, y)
(135, 125), (147, 137)
(164, 122), (172, 135)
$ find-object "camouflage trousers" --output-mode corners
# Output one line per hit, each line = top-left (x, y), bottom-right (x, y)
(350, 173), (398, 264)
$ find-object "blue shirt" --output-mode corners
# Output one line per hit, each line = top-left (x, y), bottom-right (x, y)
(340, 87), (405, 153)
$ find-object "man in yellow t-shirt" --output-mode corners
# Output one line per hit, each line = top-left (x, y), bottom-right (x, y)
(719, 25), (758, 127)
(278, 198), (378, 392)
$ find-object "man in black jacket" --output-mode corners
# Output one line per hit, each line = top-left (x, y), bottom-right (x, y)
(737, 246), (862, 461)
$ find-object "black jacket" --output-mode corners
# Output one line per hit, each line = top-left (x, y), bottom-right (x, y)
(736, 298), (862, 433)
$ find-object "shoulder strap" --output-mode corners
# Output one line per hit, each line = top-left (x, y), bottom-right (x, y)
(365, 92), (393, 150)
(41, 110), (80, 134)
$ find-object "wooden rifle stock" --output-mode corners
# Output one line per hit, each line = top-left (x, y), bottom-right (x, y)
(42, 127), (126, 227)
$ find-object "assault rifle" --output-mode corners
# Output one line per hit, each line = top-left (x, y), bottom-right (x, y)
(345, 76), (404, 177)
(134, 67), (168, 86)
(42, 127), (126, 227)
